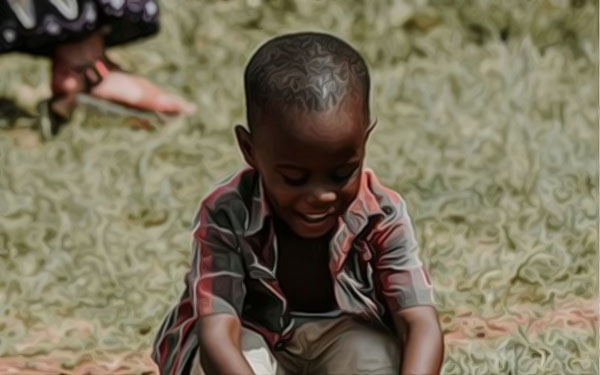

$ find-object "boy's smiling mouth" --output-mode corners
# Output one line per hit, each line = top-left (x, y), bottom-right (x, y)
(298, 207), (337, 223)
(302, 211), (331, 222)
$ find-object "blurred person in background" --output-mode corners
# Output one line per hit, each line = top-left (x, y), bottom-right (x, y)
(0, 0), (195, 133)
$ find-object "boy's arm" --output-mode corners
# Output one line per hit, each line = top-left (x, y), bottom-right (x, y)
(370, 191), (443, 374)
(153, 197), (252, 374)
(197, 314), (254, 375)
(393, 306), (444, 375)
(189, 202), (250, 373)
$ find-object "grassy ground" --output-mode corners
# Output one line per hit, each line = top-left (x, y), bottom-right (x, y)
(0, 0), (598, 374)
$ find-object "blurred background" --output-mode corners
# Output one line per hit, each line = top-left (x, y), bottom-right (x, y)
(0, 0), (597, 374)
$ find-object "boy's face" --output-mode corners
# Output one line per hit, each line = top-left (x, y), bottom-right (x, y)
(236, 94), (372, 239)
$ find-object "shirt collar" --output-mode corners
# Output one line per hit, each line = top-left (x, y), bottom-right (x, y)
(246, 168), (272, 236)
(341, 168), (384, 234)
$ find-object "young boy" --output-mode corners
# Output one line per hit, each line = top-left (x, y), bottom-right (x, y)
(153, 32), (443, 375)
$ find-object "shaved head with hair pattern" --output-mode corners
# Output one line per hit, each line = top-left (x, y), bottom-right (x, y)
(244, 32), (370, 131)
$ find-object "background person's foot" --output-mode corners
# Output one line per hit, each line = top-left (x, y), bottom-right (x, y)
(87, 71), (196, 115)
(50, 31), (196, 117)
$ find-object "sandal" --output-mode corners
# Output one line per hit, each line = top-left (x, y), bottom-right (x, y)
(37, 94), (75, 139)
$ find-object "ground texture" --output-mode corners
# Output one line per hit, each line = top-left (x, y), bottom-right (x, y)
(0, 0), (598, 374)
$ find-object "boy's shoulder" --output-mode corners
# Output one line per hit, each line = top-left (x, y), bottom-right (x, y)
(201, 168), (258, 209)
(333, 169), (418, 254)
(192, 167), (261, 231)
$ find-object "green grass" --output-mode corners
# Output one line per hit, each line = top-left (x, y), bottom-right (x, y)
(0, 0), (597, 373)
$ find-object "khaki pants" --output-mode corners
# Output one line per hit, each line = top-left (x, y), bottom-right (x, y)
(192, 315), (401, 375)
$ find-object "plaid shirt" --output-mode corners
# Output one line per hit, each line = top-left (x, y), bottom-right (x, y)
(152, 167), (435, 375)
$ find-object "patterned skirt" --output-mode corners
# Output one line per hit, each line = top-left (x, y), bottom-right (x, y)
(0, 0), (159, 56)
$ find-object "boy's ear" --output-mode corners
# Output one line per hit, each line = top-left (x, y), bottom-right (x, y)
(365, 117), (378, 143)
(234, 124), (257, 168)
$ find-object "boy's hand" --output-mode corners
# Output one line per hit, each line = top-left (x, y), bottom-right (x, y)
(197, 313), (255, 375)
(393, 305), (444, 375)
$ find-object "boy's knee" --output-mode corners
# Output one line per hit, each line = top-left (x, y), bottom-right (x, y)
(323, 326), (401, 374)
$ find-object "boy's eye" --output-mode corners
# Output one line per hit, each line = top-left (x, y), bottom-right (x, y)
(281, 173), (308, 186)
(332, 165), (359, 182)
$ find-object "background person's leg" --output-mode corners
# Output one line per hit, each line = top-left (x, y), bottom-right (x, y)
(0, 0), (159, 56)
(51, 30), (195, 116)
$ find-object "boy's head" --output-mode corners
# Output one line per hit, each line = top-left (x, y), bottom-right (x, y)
(236, 32), (374, 239)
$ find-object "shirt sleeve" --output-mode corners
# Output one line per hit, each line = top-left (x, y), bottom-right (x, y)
(372, 194), (435, 313)
(189, 204), (247, 318)
(152, 203), (246, 375)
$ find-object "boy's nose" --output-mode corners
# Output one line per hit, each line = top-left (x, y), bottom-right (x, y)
(308, 188), (337, 205)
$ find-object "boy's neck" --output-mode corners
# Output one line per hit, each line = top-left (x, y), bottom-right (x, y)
(273, 214), (337, 245)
